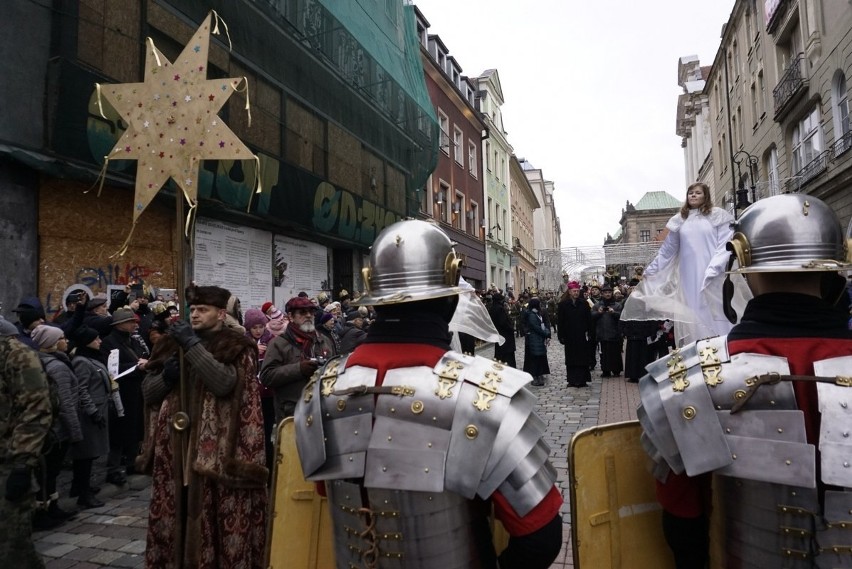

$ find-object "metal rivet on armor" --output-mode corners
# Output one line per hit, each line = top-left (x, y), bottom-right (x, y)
(844, 431), (850, 438)
(844, 461), (850, 468)
(734, 390), (746, 400)
(432, 416), (437, 421)
(842, 523), (848, 528)
(382, 466), (387, 472)
(428, 496), (433, 501)
(411, 400), (424, 414)
(716, 405), (722, 410)
(390, 407), (396, 413)
(324, 437), (327, 442)
(349, 456), (354, 462)
(785, 460), (791, 465)
(725, 428), (731, 433)
(427, 442), (433, 448)
(791, 491), (797, 496)
(465, 425), (479, 439)
(326, 412), (331, 417)
(732, 454), (737, 460)
(337, 400), (346, 411)
(682, 406), (696, 420)
(358, 407), (363, 412)
(354, 430), (359, 435)
(842, 402), (849, 409)
(387, 436), (392, 441)
(424, 468), (429, 473)
(306, 415), (313, 427)
(778, 428), (783, 433)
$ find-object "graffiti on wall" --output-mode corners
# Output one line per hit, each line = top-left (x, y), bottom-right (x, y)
(44, 262), (165, 317)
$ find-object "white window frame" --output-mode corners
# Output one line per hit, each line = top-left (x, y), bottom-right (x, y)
(832, 71), (850, 156)
(438, 110), (450, 155)
(452, 191), (465, 230)
(468, 140), (478, 178)
(767, 147), (780, 196)
(469, 200), (479, 236)
(453, 126), (464, 165)
(792, 107), (823, 172)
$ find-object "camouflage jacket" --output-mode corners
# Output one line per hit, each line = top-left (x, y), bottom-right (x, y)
(0, 336), (51, 467)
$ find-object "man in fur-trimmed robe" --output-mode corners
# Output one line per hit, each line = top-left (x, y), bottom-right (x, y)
(142, 285), (267, 569)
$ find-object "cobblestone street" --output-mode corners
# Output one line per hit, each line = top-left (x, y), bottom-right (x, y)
(35, 337), (639, 568)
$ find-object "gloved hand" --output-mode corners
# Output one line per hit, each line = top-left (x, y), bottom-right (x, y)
(299, 358), (319, 378)
(89, 411), (106, 429)
(162, 356), (181, 387)
(169, 320), (201, 350)
(5, 465), (32, 502)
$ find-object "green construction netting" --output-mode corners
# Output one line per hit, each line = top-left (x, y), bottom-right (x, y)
(178, 0), (438, 213)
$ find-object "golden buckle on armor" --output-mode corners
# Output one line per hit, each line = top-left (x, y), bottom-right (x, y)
(699, 346), (723, 387)
(473, 370), (502, 412)
(435, 360), (464, 400)
(667, 350), (689, 392)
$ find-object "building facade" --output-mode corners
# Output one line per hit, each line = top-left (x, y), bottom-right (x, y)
(520, 159), (562, 292)
(0, 0), (437, 313)
(704, 0), (852, 228)
(415, 8), (487, 288)
(476, 69), (514, 291)
(677, 55), (716, 192)
(509, 155), (539, 294)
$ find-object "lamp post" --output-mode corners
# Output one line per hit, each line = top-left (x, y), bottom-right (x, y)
(732, 150), (759, 212)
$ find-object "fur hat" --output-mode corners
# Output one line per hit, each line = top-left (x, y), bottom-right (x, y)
(111, 308), (137, 325)
(243, 308), (268, 330)
(73, 326), (100, 346)
(185, 285), (230, 309)
(31, 325), (64, 349)
(317, 292), (330, 305)
(285, 296), (316, 313)
(338, 289), (350, 300)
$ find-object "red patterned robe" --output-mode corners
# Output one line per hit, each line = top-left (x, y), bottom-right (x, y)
(144, 331), (268, 569)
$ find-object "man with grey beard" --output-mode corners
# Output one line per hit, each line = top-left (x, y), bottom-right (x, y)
(260, 296), (333, 422)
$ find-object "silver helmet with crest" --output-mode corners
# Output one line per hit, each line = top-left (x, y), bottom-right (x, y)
(727, 194), (851, 273)
(352, 219), (463, 306)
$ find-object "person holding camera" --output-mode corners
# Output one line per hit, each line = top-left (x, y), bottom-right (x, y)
(259, 296), (332, 423)
(141, 284), (268, 568)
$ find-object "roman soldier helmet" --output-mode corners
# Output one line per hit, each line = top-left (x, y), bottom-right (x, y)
(352, 219), (462, 306)
(727, 194), (851, 273)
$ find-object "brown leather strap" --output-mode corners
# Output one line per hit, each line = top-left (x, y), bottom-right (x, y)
(730, 373), (851, 414)
(332, 385), (415, 398)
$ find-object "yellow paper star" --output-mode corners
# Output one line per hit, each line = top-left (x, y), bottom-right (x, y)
(100, 12), (252, 228)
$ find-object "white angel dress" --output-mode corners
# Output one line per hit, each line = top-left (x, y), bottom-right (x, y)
(622, 207), (739, 347)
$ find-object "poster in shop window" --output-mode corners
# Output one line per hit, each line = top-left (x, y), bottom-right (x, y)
(194, 217), (272, 309)
(272, 235), (329, 304)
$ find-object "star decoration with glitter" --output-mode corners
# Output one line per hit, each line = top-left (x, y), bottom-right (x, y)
(99, 12), (253, 225)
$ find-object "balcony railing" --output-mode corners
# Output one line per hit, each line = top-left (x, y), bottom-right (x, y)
(773, 54), (807, 119)
(784, 150), (831, 192)
(832, 129), (852, 159)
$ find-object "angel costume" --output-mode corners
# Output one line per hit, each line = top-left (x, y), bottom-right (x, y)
(622, 207), (737, 346)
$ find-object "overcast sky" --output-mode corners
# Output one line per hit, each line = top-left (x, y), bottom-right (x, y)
(413, 0), (736, 247)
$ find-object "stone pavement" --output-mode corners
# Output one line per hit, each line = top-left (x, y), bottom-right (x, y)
(35, 337), (639, 568)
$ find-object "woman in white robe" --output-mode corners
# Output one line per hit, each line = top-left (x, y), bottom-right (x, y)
(622, 183), (738, 346)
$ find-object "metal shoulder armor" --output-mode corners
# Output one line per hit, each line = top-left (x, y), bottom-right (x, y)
(815, 355), (852, 487)
(638, 336), (817, 488)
